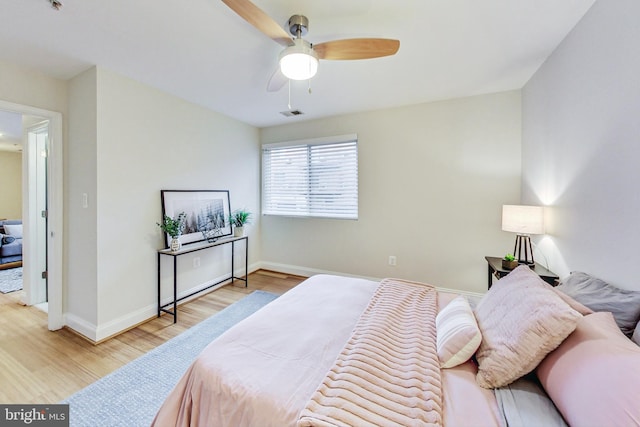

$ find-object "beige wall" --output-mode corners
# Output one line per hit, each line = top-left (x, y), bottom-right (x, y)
(0, 58), (523, 336)
(0, 61), (260, 340)
(0, 60), (68, 114)
(0, 60), (67, 227)
(261, 91), (522, 294)
(0, 151), (22, 219)
(67, 67), (260, 340)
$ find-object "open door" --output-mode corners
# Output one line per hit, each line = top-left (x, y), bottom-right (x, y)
(23, 121), (48, 307)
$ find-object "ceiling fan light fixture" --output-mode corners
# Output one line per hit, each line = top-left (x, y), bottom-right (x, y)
(279, 39), (318, 81)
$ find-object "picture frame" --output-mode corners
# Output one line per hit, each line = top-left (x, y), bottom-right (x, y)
(160, 190), (232, 248)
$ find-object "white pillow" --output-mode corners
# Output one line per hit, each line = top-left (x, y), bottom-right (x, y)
(436, 295), (482, 368)
(4, 224), (22, 238)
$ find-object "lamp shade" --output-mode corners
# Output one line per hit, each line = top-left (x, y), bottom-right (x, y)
(279, 39), (318, 81)
(501, 205), (545, 235)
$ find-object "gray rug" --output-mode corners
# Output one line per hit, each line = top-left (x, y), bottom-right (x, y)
(0, 267), (22, 293)
(63, 290), (279, 427)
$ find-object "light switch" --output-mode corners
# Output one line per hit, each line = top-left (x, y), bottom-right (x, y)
(82, 193), (88, 208)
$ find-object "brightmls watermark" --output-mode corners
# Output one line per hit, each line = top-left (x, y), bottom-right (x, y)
(1, 405), (68, 426)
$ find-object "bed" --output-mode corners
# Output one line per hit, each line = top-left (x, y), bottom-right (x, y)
(152, 267), (640, 426)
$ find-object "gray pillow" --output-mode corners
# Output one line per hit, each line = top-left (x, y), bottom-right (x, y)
(556, 271), (640, 337)
(2, 235), (15, 244)
(633, 322), (640, 347)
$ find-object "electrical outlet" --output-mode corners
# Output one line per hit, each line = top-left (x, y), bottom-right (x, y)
(193, 257), (201, 268)
(388, 255), (397, 266)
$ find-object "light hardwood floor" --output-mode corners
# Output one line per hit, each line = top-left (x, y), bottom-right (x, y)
(0, 270), (305, 404)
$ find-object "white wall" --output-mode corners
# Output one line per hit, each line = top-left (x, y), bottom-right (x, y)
(261, 91), (521, 294)
(522, 0), (640, 290)
(66, 67), (260, 340)
(0, 151), (22, 219)
(67, 67), (99, 326)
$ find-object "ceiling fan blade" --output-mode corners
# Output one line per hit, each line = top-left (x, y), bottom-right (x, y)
(314, 38), (400, 60)
(221, 0), (293, 47)
(267, 67), (288, 92)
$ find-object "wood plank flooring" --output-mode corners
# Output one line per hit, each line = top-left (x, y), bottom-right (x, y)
(0, 261), (22, 271)
(0, 270), (305, 404)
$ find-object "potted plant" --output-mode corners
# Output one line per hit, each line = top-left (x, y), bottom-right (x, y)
(502, 253), (518, 270)
(229, 209), (252, 237)
(157, 212), (186, 251)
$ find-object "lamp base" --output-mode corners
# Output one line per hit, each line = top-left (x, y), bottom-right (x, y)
(513, 234), (535, 266)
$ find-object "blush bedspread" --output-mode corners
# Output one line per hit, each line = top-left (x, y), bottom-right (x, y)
(152, 274), (503, 427)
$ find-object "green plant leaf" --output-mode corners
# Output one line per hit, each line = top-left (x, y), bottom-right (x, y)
(229, 209), (252, 227)
(157, 212), (186, 238)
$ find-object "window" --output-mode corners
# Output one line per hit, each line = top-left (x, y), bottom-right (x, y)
(262, 134), (358, 219)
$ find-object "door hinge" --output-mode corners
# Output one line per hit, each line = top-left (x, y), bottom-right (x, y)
(41, 210), (48, 218)
(41, 271), (48, 279)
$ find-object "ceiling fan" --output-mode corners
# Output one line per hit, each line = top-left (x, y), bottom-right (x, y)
(221, 0), (400, 92)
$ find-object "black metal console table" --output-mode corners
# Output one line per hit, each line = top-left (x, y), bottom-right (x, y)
(157, 236), (248, 323)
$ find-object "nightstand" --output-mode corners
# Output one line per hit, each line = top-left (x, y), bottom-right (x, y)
(485, 256), (559, 289)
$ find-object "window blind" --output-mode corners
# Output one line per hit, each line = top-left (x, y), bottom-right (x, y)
(262, 135), (358, 219)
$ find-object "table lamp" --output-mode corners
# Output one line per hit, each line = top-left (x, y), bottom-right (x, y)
(501, 205), (545, 266)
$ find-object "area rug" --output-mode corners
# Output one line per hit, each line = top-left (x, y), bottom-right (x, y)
(0, 267), (22, 293)
(62, 290), (279, 427)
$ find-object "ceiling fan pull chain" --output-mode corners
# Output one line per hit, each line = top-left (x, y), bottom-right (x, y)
(308, 79), (312, 94)
(288, 79), (292, 110)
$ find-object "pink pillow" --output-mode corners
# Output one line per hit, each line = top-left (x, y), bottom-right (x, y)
(537, 312), (640, 426)
(474, 265), (581, 388)
(436, 296), (482, 368)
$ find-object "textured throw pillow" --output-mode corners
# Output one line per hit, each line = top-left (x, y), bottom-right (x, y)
(436, 296), (482, 368)
(537, 312), (640, 426)
(3, 224), (22, 239)
(2, 235), (16, 244)
(474, 265), (581, 389)
(556, 271), (640, 336)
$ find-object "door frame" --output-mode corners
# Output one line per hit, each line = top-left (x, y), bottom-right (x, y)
(1, 99), (63, 331)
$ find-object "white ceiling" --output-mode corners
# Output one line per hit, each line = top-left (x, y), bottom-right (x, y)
(0, 0), (595, 129)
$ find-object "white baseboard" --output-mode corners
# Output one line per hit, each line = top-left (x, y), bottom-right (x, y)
(95, 304), (159, 342)
(64, 261), (483, 342)
(256, 261), (380, 282)
(257, 261), (485, 300)
(64, 313), (99, 342)
(65, 302), (162, 343)
(65, 264), (263, 342)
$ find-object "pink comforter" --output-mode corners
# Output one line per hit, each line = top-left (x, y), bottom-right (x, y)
(152, 275), (502, 427)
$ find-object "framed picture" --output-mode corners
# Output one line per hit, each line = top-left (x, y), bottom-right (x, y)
(160, 190), (232, 247)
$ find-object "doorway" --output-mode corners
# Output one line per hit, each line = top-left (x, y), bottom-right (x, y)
(0, 100), (63, 331)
